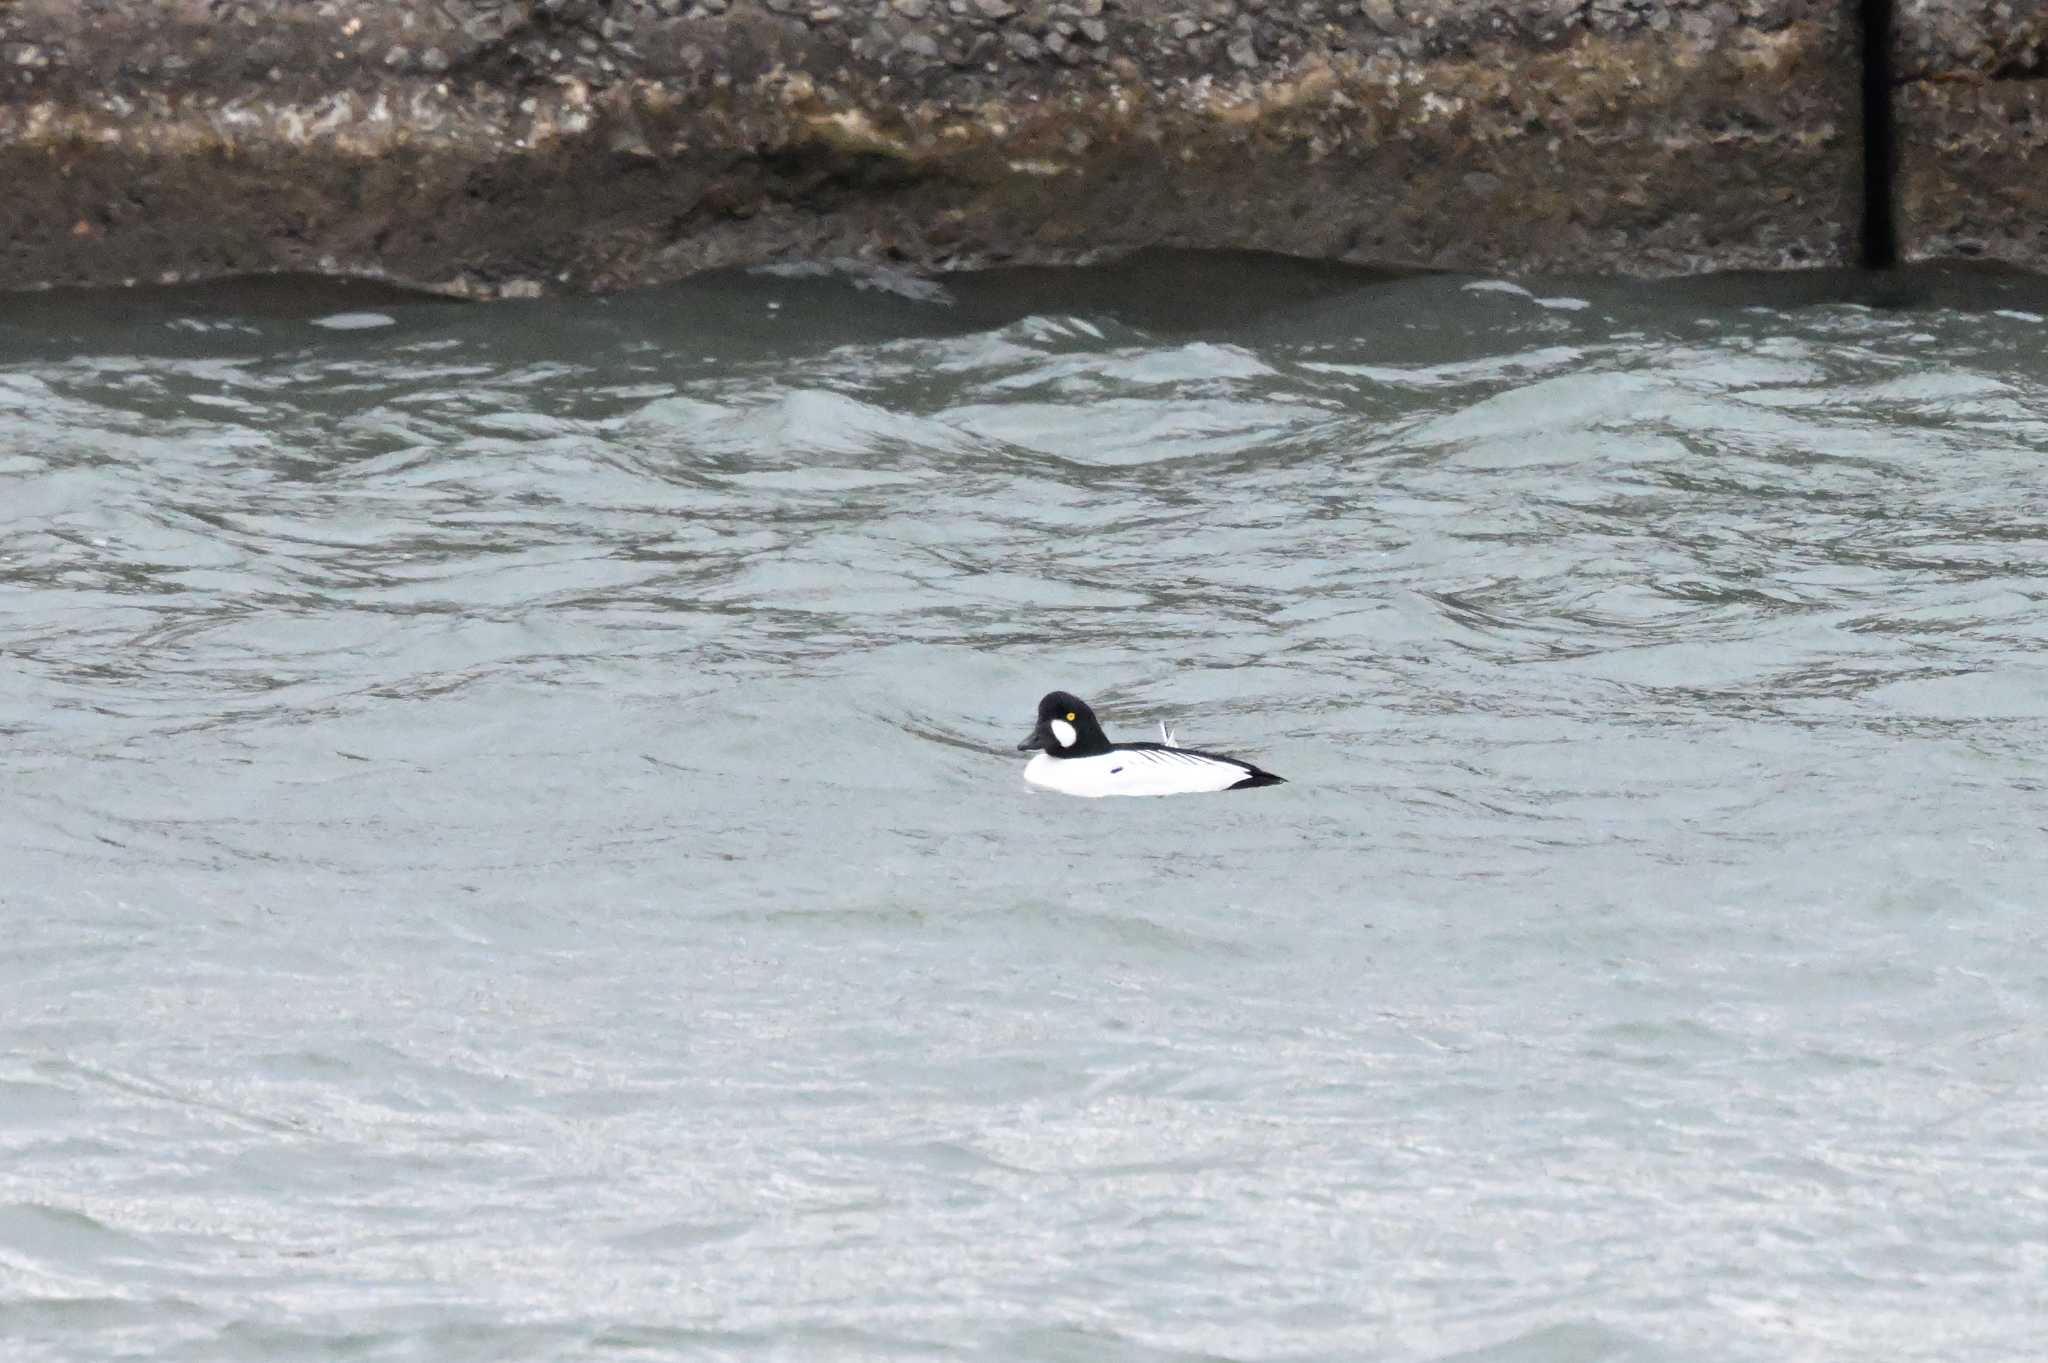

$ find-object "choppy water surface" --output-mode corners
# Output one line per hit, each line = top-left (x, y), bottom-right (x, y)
(4, 257), (2047, 1363)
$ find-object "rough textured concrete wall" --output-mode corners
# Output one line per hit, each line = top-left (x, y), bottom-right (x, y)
(1894, 1), (2048, 270)
(1, 1), (1860, 296)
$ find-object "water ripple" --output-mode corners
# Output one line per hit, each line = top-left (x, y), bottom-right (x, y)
(4, 263), (2048, 1363)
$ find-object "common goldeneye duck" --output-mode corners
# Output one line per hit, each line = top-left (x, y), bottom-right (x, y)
(1016, 690), (1285, 798)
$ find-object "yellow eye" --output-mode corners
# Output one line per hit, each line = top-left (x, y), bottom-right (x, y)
(1065, 711), (1076, 722)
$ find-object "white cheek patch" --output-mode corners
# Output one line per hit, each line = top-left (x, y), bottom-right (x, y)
(1049, 718), (1077, 748)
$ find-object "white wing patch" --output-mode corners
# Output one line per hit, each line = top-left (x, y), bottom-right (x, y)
(1132, 748), (1211, 767)
(1023, 748), (1251, 797)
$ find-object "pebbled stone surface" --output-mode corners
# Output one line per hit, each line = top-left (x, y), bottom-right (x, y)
(1893, 0), (2048, 271)
(0, 0), (1862, 296)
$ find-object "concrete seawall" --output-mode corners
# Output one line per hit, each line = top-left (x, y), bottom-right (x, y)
(1895, 0), (2048, 271)
(0, 1), (2036, 297)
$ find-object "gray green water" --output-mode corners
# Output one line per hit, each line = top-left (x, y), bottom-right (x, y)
(4, 256), (2047, 1362)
